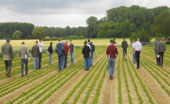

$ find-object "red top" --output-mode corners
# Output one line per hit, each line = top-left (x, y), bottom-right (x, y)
(64, 43), (69, 55)
(106, 44), (118, 58)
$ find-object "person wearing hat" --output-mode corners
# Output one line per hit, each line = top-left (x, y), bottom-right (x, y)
(1, 39), (14, 77)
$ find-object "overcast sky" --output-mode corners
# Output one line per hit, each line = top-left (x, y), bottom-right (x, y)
(0, 0), (169, 27)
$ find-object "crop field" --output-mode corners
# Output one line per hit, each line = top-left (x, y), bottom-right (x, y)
(0, 39), (169, 104)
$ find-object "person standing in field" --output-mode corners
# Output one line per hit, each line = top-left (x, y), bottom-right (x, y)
(132, 40), (136, 64)
(133, 38), (142, 69)
(38, 38), (43, 69)
(154, 38), (160, 65)
(56, 38), (65, 71)
(47, 42), (53, 65)
(106, 40), (118, 80)
(82, 41), (91, 71)
(64, 41), (69, 68)
(31, 41), (40, 70)
(1, 39), (14, 77)
(69, 40), (75, 64)
(157, 38), (166, 67)
(121, 38), (128, 60)
(19, 42), (29, 77)
(88, 39), (95, 66)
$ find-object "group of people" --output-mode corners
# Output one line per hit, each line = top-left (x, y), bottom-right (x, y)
(55, 39), (75, 71)
(1, 38), (166, 79)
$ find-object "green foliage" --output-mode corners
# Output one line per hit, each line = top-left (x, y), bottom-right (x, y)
(130, 29), (150, 42)
(86, 16), (98, 38)
(32, 26), (44, 39)
(152, 9), (170, 39)
(12, 30), (22, 39)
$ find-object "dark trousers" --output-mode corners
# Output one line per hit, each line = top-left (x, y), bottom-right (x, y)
(155, 51), (159, 65)
(64, 54), (68, 68)
(58, 55), (63, 71)
(21, 58), (28, 77)
(158, 52), (164, 66)
(123, 48), (127, 60)
(135, 51), (140, 69)
(4, 60), (12, 77)
(39, 53), (42, 69)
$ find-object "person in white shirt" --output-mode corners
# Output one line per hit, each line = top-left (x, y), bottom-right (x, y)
(38, 38), (43, 69)
(133, 38), (142, 69)
(132, 40), (136, 63)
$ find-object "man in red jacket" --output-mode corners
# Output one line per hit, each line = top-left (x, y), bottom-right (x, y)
(64, 41), (69, 68)
(106, 40), (118, 80)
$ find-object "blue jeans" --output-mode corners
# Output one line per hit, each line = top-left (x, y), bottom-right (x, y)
(133, 53), (136, 63)
(64, 54), (68, 68)
(70, 52), (74, 64)
(108, 58), (116, 76)
(21, 58), (28, 77)
(58, 55), (63, 71)
(34, 57), (39, 70)
(84, 58), (90, 70)
(49, 53), (52, 65)
(90, 52), (94, 66)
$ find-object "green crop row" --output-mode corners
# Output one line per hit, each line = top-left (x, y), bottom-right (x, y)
(127, 56), (155, 104)
(125, 60), (143, 104)
(117, 55), (122, 104)
(61, 55), (106, 104)
(72, 57), (107, 104)
(141, 61), (170, 96)
(122, 57), (133, 104)
(82, 59), (107, 104)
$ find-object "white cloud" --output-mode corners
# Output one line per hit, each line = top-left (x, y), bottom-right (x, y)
(0, 0), (170, 27)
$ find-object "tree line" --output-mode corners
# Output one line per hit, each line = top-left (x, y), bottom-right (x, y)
(0, 5), (170, 41)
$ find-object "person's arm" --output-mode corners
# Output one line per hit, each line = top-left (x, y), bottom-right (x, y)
(11, 46), (14, 59)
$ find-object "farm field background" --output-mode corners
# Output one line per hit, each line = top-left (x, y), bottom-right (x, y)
(0, 39), (169, 104)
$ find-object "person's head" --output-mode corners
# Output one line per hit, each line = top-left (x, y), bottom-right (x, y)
(84, 41), (87, 45)
(50, 42), (53, 46)
(112, 40), (115, 44)
(39, 38), (42, 42)
(123, 38), (125, 41)
(110, 40), (113, 44)
(6, 39), (10, 43)
(22, 42), (25, 45)
(66, 40), (68, 44)
(88, 39), (90, 43)
(137, 38), (140, 41)
(58, 38), (61, 41)
(70, 40), (72, 44)
(35, 41), (38, 45)
(160, 38), (163, 42)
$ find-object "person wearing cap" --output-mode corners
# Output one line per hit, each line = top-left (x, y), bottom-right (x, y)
(106, 40), (118, 80)
(38, 38), (43, 69)
(82, 41), (91, 71)
(133, 38), (142, 69)
(157, 38), (166, 67)
(1, 39), (14, 77)
(19, 42), (29, 77)
(56, 38), (65, 71)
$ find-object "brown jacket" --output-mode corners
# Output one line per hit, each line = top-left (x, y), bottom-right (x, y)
(1, 43), (14, 60)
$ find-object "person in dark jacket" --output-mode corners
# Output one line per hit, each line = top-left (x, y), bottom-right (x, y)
(56, 38), (65, 71)
(31, 41), (39, 70)
(121, 38), (128, 60)
(106, 40), (118, 80)
(157, 38), (166, 67)
(82, 41), (91, 71)
(47, 42), (53, 65)
(154, 38), (160, 65)
(19, 42), (29, 77)
(1, 39), (14, 77)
